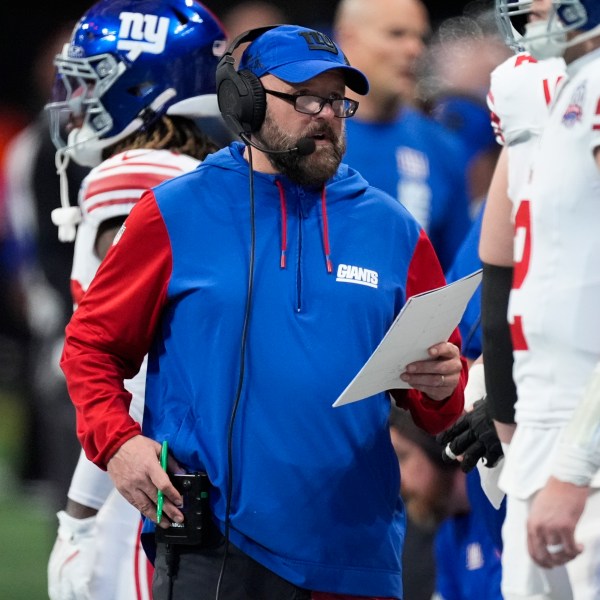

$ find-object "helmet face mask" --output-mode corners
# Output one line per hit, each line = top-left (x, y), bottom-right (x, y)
(495, 0), (533, 50)
(45, 0), (226, 167)
(495, 0), (599, 59)
(495, 0), (566, 55)
(47, 51), (120, 155)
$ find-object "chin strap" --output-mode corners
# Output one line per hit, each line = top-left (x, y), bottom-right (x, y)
(51, 148), (81, 242)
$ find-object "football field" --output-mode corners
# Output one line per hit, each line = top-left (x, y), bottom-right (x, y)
(0, 391), (54, 600)
(0, 493), (54, 599)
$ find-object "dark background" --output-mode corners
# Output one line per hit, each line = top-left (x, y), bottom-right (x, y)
(2, 0), (476, 118)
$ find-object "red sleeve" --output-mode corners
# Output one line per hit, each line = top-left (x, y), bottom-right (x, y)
(393, 229), (467, 434)
(61, 191), (172, 468)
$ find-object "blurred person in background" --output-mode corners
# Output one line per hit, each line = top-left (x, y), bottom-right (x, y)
(222, 0), (287, 40)
(419, 7), (510, 218)
(2, 20), (88, 504)
(334, 5), (502, 596)
(428, 10), (511, 363)
(444, 207), (486, 367)
(334, 0), (473, 272)
(0, 23), (53, 487)
(390, 405), (504, 600)
(420, 16), (504, 365)
(0, 160), (28, 376)
(435, 5), (568, 591)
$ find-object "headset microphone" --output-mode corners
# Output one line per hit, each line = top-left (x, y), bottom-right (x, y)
(239, 134), (316, 157)
(294, 137), (317, 156)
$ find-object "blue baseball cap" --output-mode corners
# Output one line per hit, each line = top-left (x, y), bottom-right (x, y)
(239, 25), (369, 95)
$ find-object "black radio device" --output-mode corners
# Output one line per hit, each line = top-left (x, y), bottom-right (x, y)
(155, 472), (211, 545)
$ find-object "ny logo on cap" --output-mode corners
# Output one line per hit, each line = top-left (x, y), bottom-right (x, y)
(299, 31), (338, 54)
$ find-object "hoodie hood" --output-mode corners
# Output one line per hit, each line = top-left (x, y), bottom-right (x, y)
(199, 142), (371, 273)
(200, 141), (370, 208)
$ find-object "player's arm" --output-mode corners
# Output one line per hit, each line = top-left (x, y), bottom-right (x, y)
(94, 216), (127, 261)
(479, 147), (512, 267)
(479, 147), (517, 443)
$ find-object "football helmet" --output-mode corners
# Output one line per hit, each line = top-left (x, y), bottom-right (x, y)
(46, 0), (227, 168)
(496, 0), (600, 59)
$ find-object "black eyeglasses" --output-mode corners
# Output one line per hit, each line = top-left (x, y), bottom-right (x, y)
(263, 89), (359, 118)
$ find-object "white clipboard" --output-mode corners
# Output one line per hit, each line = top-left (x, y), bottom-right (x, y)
(333, 270), (482, 407)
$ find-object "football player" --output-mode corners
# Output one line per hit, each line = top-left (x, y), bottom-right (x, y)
(494, 1), (600, 598)
(45, 1), (226, 598)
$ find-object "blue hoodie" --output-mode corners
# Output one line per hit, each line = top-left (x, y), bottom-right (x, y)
(62, 142), (464, 596)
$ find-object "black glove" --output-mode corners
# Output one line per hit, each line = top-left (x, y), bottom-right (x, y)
(436, 398), (503, 473)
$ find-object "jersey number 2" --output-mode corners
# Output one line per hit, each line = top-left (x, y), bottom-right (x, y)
(511, 200), (531, 351)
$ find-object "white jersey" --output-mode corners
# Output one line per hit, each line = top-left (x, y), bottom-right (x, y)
(70, 149), (199, 425)
(488, 53), (566, 146)
(487, 53), (566, 204)
(488, 55), (567, 428)
(489, 51), (600, 600)
(502, 49), (600, 503)
(67, 148), (199, 600)
(511, 49), (600, 426)
(71, 149), (199, 308)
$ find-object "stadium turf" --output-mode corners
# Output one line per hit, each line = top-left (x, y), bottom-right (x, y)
(0, 391), (55, 599)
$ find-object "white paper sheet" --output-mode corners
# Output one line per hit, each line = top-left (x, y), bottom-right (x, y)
(333, 270), (482, 407)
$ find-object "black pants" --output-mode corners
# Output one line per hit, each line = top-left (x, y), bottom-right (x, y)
(153, 537), (312, 600)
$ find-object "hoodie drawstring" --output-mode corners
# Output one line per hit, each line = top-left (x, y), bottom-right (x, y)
(276, 181), (288, 269)
(321, 186), (333, 274)
(275, 181), (333, 274)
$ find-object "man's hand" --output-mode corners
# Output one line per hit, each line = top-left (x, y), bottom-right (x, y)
(436, 397), (503, 472)
(527, 477), (587, 568)
(106, 435), (185, 528)
(400, 342), (463, 401)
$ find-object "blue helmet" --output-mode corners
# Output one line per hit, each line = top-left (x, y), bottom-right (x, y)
(557, 0), (600, 31)
(496, 0), (600, 58)
(46, 0), (227, 167)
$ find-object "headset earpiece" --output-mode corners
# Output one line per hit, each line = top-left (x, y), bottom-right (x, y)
(216, 25), (278, 137)
(238, 70), (267, 133)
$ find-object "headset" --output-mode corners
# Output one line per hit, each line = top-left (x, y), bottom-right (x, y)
(214, 28), (319, 599)
(216, 25), (279, 137)
(213, 26), (279, 600)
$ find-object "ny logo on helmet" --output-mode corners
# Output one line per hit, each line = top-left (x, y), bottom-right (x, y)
(117, 12), (170, 60)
